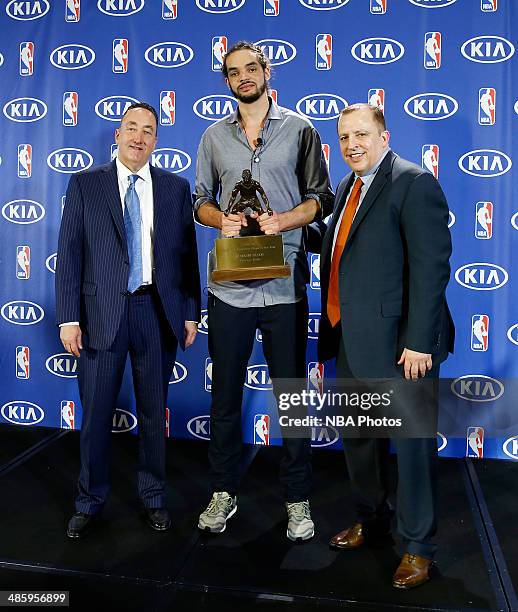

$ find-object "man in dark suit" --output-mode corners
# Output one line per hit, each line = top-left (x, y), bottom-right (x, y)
(56, 102), (200, 538)
(318, 104), (454, 589)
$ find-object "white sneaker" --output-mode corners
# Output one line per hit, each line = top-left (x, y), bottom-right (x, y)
(198, 492), (237, 533)
(286, 500), (315, 542)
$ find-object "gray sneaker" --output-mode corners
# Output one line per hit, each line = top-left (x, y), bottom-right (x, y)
(286, 500), (314, 542)
(198, 492), (237, 533)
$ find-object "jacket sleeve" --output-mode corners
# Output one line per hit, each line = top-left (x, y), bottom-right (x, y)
(180, 180), (201, 323)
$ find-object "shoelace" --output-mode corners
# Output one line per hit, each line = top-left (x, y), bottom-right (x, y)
(206, 493), (232, 516)
(287, 501), (310, 521)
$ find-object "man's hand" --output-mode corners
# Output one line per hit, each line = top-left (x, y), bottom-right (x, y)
(397, 348), (432, 381)
(258, 210), (284, 235)
(60, 324), (82, 357)
(184, 321), (198, 348)
(221, 212), (247, 237)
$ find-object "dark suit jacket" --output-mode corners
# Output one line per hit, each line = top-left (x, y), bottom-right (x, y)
(318, 151), (454, 378)
(56, 160), (201, 351)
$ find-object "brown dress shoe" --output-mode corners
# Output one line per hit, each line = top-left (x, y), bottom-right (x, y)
(392, 553), (433, 589)
(329, 523), (364, 550)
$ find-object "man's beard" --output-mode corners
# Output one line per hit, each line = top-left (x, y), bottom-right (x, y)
(231, 79), (267, 104)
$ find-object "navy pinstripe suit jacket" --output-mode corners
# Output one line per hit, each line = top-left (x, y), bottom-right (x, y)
(55, 160), (201, 351)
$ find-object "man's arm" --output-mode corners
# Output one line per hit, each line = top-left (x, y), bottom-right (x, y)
(180, 181), (201, 337)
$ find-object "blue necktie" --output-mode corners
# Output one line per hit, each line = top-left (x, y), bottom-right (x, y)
(123, 174), (143, 293)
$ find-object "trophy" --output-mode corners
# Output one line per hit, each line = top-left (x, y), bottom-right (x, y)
(211, 169), (291, 282)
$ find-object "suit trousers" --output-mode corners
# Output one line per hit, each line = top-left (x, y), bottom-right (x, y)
(75, 288), (177, 514)
(337, 340), (439, 559)
(207, 294), (311, 502)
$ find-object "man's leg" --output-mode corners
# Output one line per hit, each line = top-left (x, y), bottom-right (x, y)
(128, 290), (177, 508)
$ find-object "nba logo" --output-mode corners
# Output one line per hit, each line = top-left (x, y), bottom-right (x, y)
(18, 144), (32, 178)
(212, 36), (227, 72)
(16, 246), (30, 279)
(310, 254), (321, 289)
(422, 145), (439, 179)
(165, 407), (171, 437)
(424, 32), (441, 69)
(370, 0), (386, 14)
(481, 0), (496, 11)
(308, 362), (324, 396)
(61, 401), (75, 429)
(316, 34), (332, 70)
(160, 91), (176, 126)
(475, 201), (493, 239)
(16, 346), (30, 379)
(162, 0), (177, 19)
(264, 0), (279, 16)
(65, 0), (80, 22)
(471, 315), (489, 352)
(478, 88), (496, 125)
(321, 144), (330, 171)
(255, 330), (263, 342)
(205, 357), (213, 392)
(466, 427), (484, 458)
(368, 89), (385, 113)
(113, 39), (128, 73)
(20, 42), (34, 76)
(254, 414), (270, 446)
(270, 89), (278, 104)
(63, 92), (78, 126)
(111, 144), (118, 160)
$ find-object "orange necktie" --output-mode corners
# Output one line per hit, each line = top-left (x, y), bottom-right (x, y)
(327, 177), (363, 327)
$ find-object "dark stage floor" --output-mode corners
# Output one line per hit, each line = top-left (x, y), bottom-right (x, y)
(0, 423), (516, 612)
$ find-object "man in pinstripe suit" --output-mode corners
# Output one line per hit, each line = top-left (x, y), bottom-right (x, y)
(56, 102), (201, 538)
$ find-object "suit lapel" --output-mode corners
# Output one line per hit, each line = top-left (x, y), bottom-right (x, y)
(150, 165), (164, 240)
(321, 174), (355, 267)
(99, 160), (126, 248)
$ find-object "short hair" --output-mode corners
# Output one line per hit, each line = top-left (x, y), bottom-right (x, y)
(338, 103), (387, 133)
(120, 102), (159, 133)
(222, 41), (271, 79)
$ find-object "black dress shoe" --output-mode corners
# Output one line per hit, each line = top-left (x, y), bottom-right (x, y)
(143, 507), (171, 531)
(67, 512), (97, 539)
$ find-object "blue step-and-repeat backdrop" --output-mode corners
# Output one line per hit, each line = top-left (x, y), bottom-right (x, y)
(1, 0), (516, 460)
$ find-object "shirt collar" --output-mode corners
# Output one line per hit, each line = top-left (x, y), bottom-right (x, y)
(226, 95), (283, 125)
(355, 147), (390, 184)
(116, 157), (151, 183)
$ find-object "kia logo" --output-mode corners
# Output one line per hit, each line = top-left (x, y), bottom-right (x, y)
(47, 148), (93, 173)
(461, 36), (515, 64)
(308, 312), (321, 340)
(169, 361), (188, 384)
(46, 253), (57, 273)
(3, 97), (47, 123)
(193, 95), (237, 121)
(448, 211), (456, 228)
(97, 0), (144, 16)
(6, 0), (49, 20)
(197, 309), (209, 334)
(507, 324), (518, 347)
(2, 199), (45, 224)
(351, 38), (405, 65)
(45, 353), (78, 378)
(503, 436), (518, 460)
(458, 149), (512, 177)
(94, 96), (138, 122)
(195, 0), (245, 13)
(1, 401), (44, 425)
(451, 375), (504, 402)
(437, 432), (447, 452)
(187, 415), (211, 440)
(298, 0), (350, 9)
(511, 212), (518, 231)
(1, 301), (44, 325)
(454, 262), (508, 291)
(295, 94), (347, 120)
(112, 408), (137, 433)
(151, 148), (191, 173)
(311, 426), (339, 448)
(50, 44), (95, 70)
(144, 42), (194, 68)
(408, 0), (457, 6)
(245, 364), (272, 391)
(404, 93), (458, 120)
(255, 39), (297, 66)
